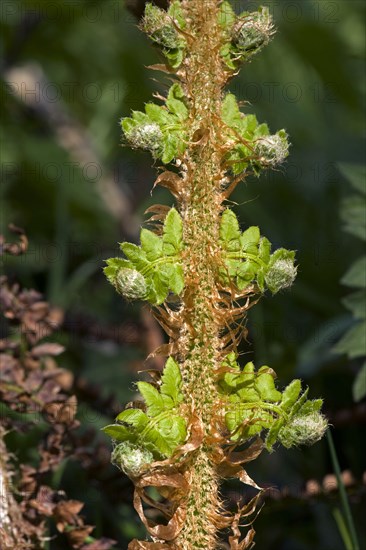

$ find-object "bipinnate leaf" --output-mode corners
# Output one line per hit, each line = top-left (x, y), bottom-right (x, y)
(142, 1), (186, 69)
(106, 210), (185, 305)
(137, 381), (174, 417)
(140, 228), (163, 261)
(240, 226), (260, 255)
(280, 380), (302, 410)
(158, 416), (187, 450)
(121, 83), (189, 164)
(163, 208), (183, 256)
(265, 418), (285, 451)
(256, 367), (282, 402)
(160, 357), (183, 405)
(161, 135), (179, 164)
(145, 103), (171, 125)
(117, 409), (149, 431)
(218, 355), (326, 450)
(120, 243), (150, 272)
(220, 209), (241, 251)
(290, 387), (309, 416)
(102, 424), (134, 442)
(166, 83), (188, 120)
(141, 425), (174, 457)
(167, 263), (184, 295)
(151, 268), (170, 305)
(259, 237), (271, 264)
(102, 357), (187, 462)
(218, 220), (296, 294)
(218, 1), (236, 29)
(221, 94), (241, 127)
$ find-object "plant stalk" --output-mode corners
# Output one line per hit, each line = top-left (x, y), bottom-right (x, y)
(175, 0), (226, 546)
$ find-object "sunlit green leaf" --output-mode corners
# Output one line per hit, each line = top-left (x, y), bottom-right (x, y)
(102, 424), (134, 442)
(166, 83), (188, 120)
(256, 367), (282, 402)
(281, 380), (302, 410)
(117, 409), (149, 431)
(236, 261), (257, 289)
(145, 103), (171, 125)
(120, 242), (149, 271)
(163, 208), (183, 255)
(220, 209), (241, 251)
(140, 228), (163, 261)
(150, 268), (170, 304)
(221, 94), (241, 126)
(141, 424), (174, 457)
(265, 417), (285, 451)
(218, 1), (236, 28)
(158, 415), (186, 449)
(160, 357), (183, 405)
(259, 237), (271, 264)
(168, 263), (184, 295)
(241, 226), (260, 255)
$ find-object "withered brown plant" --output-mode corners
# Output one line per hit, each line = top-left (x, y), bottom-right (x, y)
(0, 226), (116, 549)
(103, 1), (327, 548)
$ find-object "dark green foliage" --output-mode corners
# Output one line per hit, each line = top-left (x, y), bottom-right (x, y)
(334, 164), (366, 401)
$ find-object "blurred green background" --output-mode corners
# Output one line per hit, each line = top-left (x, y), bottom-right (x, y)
(1, 0), (365, 548)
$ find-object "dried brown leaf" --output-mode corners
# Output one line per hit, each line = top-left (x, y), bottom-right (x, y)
(133, 472), (189, 541)
(128, 540), (171, 550)
(67, 525), (94, 547)
(31, 343), (65, 357)
(153, 172), (184, 200)
(133, 488), (186, 541)
(0, 224), (28, 256)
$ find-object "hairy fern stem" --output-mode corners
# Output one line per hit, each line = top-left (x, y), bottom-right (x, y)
(103, 0), (328, 547)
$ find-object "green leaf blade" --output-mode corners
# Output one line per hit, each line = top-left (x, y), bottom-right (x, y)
(241, 226), (260, 255)
(220, 209), (241, 251)
(102, 424), (135, 442)
(163, 208), (183, 256)
(166, 83), (188, 120)
(161, 357), (183, 404)
(140, 229), (163, 261)
(281, 380), (302, 411)
(137, 381), (168, 416)
(117, 409), (149, 431)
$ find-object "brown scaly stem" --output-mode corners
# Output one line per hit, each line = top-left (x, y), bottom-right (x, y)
(174, 1), (228, 546)
(103, 0), (328, 547)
